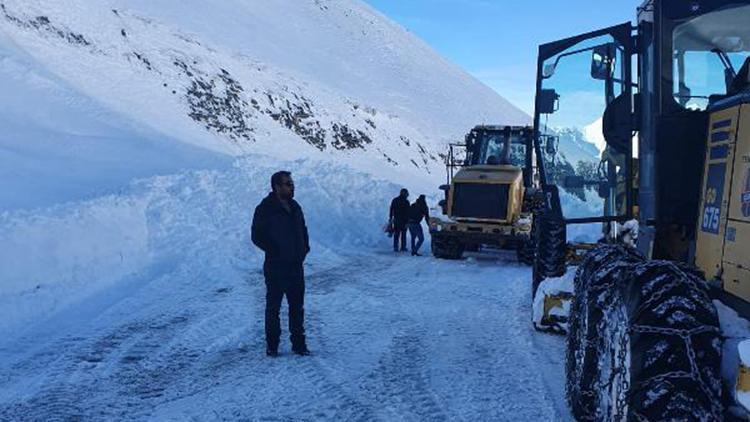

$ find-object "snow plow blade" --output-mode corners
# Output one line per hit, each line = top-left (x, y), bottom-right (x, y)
(532, 271), (574, 334)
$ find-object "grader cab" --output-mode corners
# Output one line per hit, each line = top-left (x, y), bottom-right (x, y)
(529, 0), (750, 419)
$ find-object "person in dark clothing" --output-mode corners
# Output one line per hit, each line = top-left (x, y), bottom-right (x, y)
(251, 171), (311, 357)
(407, 195), (429, 256)
(389, 188), (410, 252)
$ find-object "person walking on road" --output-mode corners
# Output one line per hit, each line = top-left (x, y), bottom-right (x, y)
(389, 189), (410, 252)
(408, 195), (429, 256)
(251, 171), (311, 357)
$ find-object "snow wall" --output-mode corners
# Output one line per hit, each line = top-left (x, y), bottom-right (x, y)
(0, 156), (404, 337)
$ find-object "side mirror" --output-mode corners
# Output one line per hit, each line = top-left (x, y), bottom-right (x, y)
(543, 63), (557, 79)
(545, 136), (558, 155)
(591, 44), (616, 81)
(563, 176), (585, 189)
(537, 89), (559, 114)
(439, 184), (450, 191)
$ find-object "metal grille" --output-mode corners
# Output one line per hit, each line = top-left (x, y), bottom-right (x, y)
(452, 183), (510, 220)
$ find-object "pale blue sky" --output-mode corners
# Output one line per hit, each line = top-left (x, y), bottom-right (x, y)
(363, 0), (641, 114)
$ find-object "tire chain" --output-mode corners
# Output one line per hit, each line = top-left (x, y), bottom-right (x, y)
(571, 248), (638, 421)
(571, 246), (723, 421)
(621, 265), (721, 421)
(624, 261), (722, 419)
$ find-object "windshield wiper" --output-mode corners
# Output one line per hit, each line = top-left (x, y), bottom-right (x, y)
(711, 48), (738, 91)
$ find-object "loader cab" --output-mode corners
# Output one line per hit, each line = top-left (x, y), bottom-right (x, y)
(464, 126), (535, 187)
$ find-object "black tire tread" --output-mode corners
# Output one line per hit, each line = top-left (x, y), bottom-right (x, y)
(565, 245), (723, 421)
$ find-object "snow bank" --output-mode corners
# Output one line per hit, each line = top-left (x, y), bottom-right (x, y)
(0, 156), (403, 337)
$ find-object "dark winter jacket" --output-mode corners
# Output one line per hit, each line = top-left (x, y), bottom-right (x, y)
(251, 193), (310, 267)
(390, 196), (411, 225)
(408, 200), (429, 224)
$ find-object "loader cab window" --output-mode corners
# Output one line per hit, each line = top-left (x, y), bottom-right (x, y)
(475, 131), (527, 167)
(535, 31), (632, 240)
(672, 5), (750, 110)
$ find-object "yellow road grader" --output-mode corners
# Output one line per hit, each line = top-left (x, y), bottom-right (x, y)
(528, 0), (750, 419)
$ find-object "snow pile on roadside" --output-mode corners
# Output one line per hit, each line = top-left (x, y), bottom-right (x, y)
(0, 156), (402, 337)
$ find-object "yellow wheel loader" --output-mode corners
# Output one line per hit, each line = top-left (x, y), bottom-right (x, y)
(528, 0), (750, 419)
(429, 126), (542, 262)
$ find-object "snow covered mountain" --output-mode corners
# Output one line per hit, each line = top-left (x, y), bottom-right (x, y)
(0, 0), (528, 210)
(556, 127), (601, 165)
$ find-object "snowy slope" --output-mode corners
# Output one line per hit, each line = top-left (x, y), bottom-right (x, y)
(0, 29), (228, 209)
(0, 0), (528, 210)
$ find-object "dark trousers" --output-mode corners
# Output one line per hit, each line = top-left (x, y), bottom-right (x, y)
(408, 222), (424, 253)
(393, 223), (408, 251)
(264, 262), (306, 351)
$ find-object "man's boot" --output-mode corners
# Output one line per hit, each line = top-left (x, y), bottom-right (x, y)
(292, 345), (311, 356)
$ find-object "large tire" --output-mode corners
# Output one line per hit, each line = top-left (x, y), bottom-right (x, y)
(566, 245), (723, 420)
(431, 235), (464, 260)
(431, 234), (448, 259)
(517, 236), (535, 266)
(566, 245), (644, 420)
(531, 209), (566, 300)
(536, 209), (567, 278)
(617, 261), (722, 420)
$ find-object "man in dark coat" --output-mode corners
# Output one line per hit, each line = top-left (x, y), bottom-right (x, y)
(407, 195), (429, 256)
(389, 188), (410, 252)
(251, 171), (311, 357)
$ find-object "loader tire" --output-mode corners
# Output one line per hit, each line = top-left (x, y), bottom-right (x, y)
(517, 213), (537, 267)
(431, 235), (464, 260)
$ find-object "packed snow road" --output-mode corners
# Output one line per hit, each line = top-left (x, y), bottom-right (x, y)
(0, 248), (569, 421)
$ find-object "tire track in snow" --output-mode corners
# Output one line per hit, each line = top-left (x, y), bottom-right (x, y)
(0, 251), (569, 420)
(361, 327), (453, 421)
